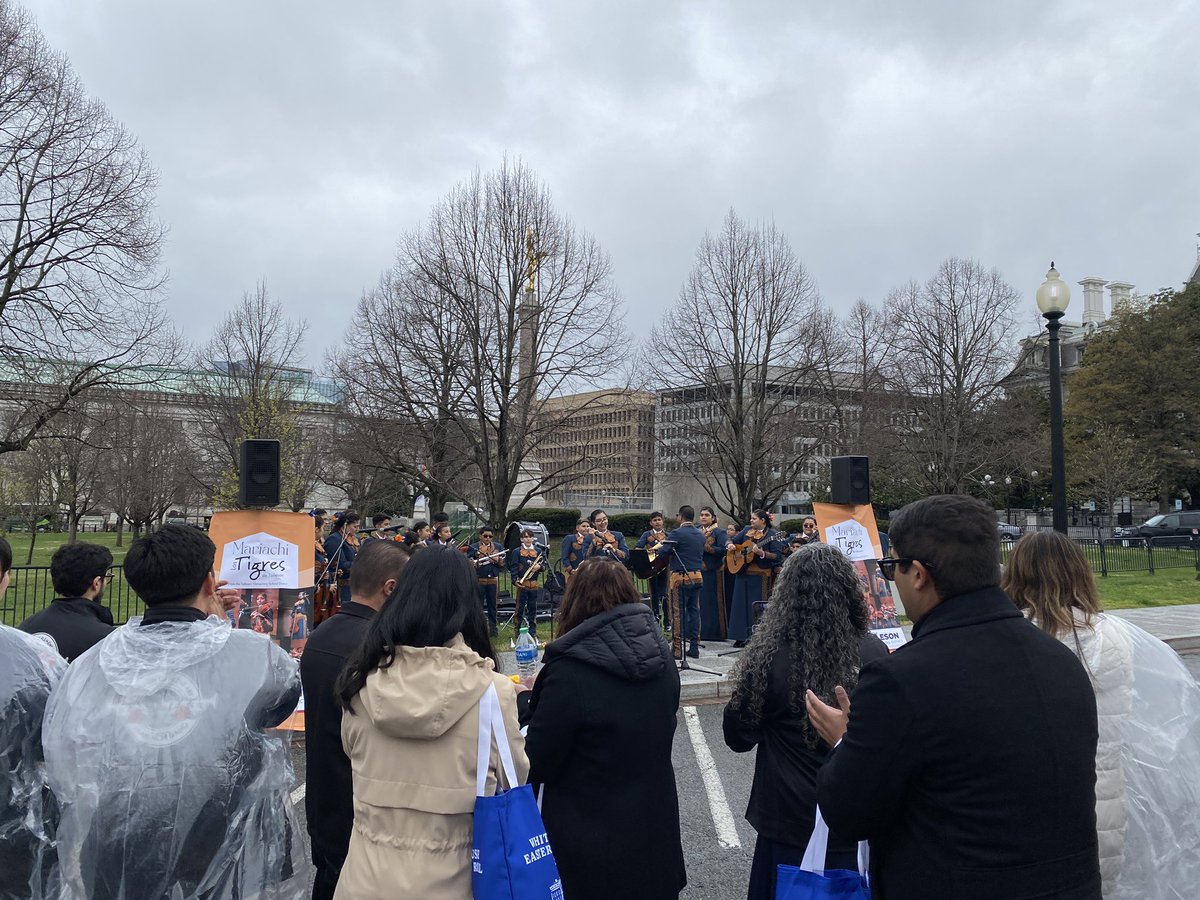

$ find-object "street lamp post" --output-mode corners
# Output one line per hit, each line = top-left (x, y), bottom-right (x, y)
(1036, 263), (1071, 534)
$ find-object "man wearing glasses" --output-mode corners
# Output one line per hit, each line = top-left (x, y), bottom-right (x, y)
(806, 495), (1101, 900)
(19, 542), (115, 662)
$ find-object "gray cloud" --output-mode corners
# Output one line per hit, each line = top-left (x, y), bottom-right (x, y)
(32, 0), (1200, 359)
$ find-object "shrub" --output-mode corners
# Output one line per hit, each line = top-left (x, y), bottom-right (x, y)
(505, 507), (581, 537)
(606, 512), (652, 537)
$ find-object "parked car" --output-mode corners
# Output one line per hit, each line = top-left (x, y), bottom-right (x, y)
(1114, 512), (1200, 546)
(997, 522), (1023, 540)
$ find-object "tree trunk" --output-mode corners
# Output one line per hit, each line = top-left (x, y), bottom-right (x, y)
(116, 517), (125, 548)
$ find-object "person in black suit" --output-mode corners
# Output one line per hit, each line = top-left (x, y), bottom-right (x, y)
(666, 505), (706, 658)
(300, 539), (411, 900)
(806, 494), (1101, 900)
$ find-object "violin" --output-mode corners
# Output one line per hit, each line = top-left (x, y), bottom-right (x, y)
(645, 529), (669, 562)
(591, 530), (620, 558)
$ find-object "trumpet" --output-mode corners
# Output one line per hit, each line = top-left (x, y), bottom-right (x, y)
(516, 550), (547, 588)
(474, 547), (509, 567)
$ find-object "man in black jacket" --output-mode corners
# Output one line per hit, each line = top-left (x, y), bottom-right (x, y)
(300, 539), (411, 900)
(19, 542), (114, 661)
(806, 495), (1101, 900)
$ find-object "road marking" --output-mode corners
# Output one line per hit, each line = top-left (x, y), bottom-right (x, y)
(291, 784), (306, 804)
(683, 706), (741, 850)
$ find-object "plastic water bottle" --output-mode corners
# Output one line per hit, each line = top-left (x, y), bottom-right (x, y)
(514, 627), (538, 686)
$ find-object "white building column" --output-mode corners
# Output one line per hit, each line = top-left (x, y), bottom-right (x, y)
(1077, 276), (1108, 325)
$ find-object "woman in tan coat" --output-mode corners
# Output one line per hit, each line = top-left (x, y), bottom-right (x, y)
(333, 547), (528, 899)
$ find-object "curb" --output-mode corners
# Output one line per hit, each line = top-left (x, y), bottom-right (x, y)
(1166, 635), (1200, 653)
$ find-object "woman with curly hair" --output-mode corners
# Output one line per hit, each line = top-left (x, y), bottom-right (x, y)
(1003, 531), (1200, 899)
(723, 543), (888, 900)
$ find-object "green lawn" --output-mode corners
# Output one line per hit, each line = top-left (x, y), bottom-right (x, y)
(2, 530), (130, 567)
(1094, 568), (1200, 609)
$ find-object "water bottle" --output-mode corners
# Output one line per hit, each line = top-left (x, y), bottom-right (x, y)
(514, 627), (538, 686)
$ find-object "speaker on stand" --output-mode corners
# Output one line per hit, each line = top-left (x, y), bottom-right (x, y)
(830, 456), (871, 506)
(239, 439), (281, 508)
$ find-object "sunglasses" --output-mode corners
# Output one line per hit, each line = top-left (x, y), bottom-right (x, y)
(876, 557), (934, 581)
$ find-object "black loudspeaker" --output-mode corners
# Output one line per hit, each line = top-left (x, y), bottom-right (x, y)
(239, 439), (281, 507)
(830, 456), (871, 505)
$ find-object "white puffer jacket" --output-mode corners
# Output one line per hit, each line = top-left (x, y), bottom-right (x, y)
(1040, 610), (1200, 900)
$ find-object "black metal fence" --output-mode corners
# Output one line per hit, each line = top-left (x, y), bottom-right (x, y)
(1, 563), (659, 629)
(1000, 537), (1200, 578)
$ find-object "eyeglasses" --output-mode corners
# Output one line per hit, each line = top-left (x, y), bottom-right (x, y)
(876, 557), (934, 581)
(103, 571), (115, 583)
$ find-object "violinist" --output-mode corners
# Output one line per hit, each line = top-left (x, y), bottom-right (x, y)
(314, 515), (333, 624)
(585, 510), (628, 563)
(361, 514), (392, 545)
(432, 523), (456, 548)
(323, 511), (361, 609)
(507, 528), (542, 637)
(407, 520), (432, 548)
(726, 509), (784, 648)
(699, 506), (730, 642)
(470, 526), (504, 637)
(637, 512), (672, 629)
(561, 519), (592, 581)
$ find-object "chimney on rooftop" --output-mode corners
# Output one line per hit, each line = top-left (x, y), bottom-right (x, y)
(1107, 281), (1134, 311)
(1077, 277), (1107, 325)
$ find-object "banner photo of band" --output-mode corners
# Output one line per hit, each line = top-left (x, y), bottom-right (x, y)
(210, 509), (317, 730)
(812, 502), (906, 650)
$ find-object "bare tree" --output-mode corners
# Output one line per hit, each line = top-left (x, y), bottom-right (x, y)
(101, 401), (196, 542)
(651, 210), (831, 522)
(883, 258), (1020, 494)
(0, 3), (172, 453)
(338, 159), (631, 526)
(189, 284), (319, 508)
(38, 401), (109, 541)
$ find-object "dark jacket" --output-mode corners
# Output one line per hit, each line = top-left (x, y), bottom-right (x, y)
(521, 604), (685, 900)
(816, 587), (1102, 900)
(666, 523), (706, 572)
(724, 634), (888, 858)
(19, 597), (114, 662)
(298, 601), (374, 895)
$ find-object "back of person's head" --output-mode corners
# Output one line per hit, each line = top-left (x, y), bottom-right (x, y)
(1001, 531), (1100, 639)
(432, 511), (449, 526)
(124, 524), (216, 607)
(679, 505), (695, 521)
(888, 495), (1000, 598)
(556, 559), (641, 636)
(49, 542), (114, 597)
(730, 543), (868, 743)
(349, 539), (412, 598)
(336, 547), (495, 710)
(411, 519), (428, 533)
(0, 534), (11, 575)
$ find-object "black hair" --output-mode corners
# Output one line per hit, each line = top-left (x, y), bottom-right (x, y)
(678, 505), (695, 521)
(521, 528), (534, 538)
(577, 518), (589, 527)
(431, 511), (450, 525)
(0, 535), (11, 575)
(700, 506), (716, 518)
(331, 511), (360, 532)
(371, 513), (391, 528)
(480, 525), (495, 536)
(50, 542), (114, 597)
(889, 494), (1000, 599)
(649, 511), (663, 520)
(752, 508), (773, 526)
(412, 519), (429, 532)
(336, 547), (498, 710)
(350, 539), (412, 597)
(588, 509), (606, 524)
(124, 524), (216, 607)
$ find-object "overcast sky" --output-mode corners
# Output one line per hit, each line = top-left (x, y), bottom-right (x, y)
(33, 0), (1200, 360)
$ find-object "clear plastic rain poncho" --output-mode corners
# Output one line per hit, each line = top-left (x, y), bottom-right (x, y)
(1, 624), (66, 899)
(1067, 611), (1200, 900)
(42, 614), (312, 900)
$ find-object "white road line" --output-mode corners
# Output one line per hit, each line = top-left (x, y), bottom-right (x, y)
(290, 784), (306, 804)
(683, 706), (742, 850)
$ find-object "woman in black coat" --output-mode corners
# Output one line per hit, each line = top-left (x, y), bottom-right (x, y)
(723, 543), (888, 900)
(520, 558), (686, 900)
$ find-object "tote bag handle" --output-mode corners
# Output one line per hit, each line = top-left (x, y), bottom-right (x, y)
(475, 683), (519, 798)
(800, 804), (870, 880)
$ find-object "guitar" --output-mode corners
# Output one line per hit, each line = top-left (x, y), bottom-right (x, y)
(725, 529), (783, 575)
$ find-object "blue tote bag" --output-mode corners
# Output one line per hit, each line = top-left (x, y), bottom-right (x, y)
(775, 805), (871, 900)
(471, 683), (564, 900)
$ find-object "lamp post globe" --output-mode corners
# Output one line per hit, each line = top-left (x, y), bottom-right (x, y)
(1039, 263), (1070, 534)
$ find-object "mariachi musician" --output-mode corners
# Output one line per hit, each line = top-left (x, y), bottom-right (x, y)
(726, 509), (784, 648)
(470, 526), (505, 638)
(560, 518), (592, 581)
(323, 511), (361, 610)
(507, 529), (543, 638)
(666, 505), (706, 659)
(584, 509), (628, 563)
(698, 506), (730, 642)
(432, 523), (457, 548)
(313, 514), (334, 625)
(636, 511), (672, 629)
